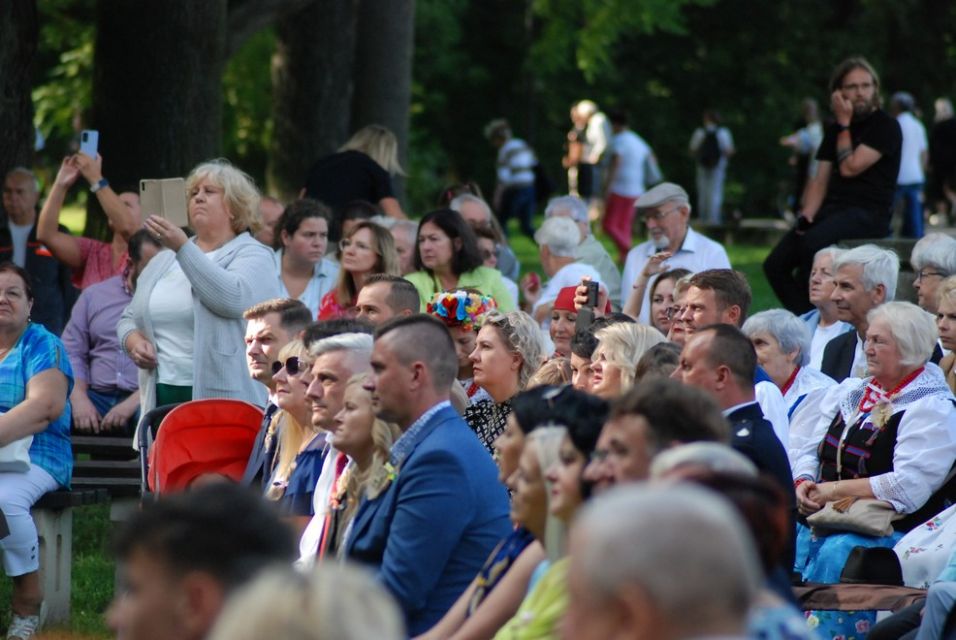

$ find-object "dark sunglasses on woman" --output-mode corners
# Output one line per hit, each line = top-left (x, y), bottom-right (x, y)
(272, 356), (304, 376)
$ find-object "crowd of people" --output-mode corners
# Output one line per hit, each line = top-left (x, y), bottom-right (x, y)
(1, 55), (956, 640)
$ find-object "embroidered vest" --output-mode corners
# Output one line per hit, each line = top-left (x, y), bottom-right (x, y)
(817, 410), (904, 481)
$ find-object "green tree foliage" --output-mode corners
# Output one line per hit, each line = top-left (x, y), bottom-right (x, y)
(26, 0), (956, 221)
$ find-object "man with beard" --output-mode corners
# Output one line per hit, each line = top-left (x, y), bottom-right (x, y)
(619, 183), (730, 324)
(765, 57), (902, 314)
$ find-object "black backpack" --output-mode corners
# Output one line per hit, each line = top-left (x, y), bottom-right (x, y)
(697, 129), (722, 169)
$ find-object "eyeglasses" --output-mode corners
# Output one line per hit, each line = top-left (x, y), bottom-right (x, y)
(665, 304), (687, 320)
(339, 238), (377, 253)
(641, 206), (682, 223)
(916, 270), (946, 283)
(480, 249), (496, 261)
(272, 356), (306, 376)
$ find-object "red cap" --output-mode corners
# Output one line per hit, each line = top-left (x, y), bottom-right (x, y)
(554, 286), (578, 312)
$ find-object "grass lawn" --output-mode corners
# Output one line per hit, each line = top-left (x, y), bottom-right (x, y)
(32, 212), (777, 639)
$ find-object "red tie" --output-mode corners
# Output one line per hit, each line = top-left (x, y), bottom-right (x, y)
(317, 452), (350, 559)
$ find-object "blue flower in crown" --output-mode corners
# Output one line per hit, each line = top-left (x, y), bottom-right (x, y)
(426, 290), (496, 332)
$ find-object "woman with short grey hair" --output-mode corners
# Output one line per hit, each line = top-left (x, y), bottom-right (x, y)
(910, 232), (956, 313)
(742, 309), (835, 465)
(792, 300), (956, 639)
(800, 247), (851, 370)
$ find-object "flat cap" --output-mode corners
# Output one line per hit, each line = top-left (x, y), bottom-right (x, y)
(636, 182), (690, 209)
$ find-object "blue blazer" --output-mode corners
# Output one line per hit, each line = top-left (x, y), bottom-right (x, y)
(345, 405), (511, 636)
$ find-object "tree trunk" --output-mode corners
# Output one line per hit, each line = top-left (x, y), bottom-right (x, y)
(351, 0), (415, 199)
(268, 0), (359, 201)
(87, 0), (228, 238)
(0, 0), (38, 184)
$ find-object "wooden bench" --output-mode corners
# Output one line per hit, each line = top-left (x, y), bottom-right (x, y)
(32, 488), (109, 626)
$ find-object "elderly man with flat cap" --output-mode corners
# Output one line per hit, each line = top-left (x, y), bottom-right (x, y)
(620, 182), (731, 325)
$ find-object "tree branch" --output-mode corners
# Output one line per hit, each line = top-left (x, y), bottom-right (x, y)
(227, 0), (315, 57)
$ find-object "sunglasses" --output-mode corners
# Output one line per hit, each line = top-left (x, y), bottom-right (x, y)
(272, 356), (306, 376)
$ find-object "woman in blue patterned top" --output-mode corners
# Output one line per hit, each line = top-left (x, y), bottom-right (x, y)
(0, 262), (73, 639)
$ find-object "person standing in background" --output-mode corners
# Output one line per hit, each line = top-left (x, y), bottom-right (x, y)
(485, 119), (538, 239)
(891, 91), (929, 238)
(689, 110), (735, 225)
(603, 109), (652, 262)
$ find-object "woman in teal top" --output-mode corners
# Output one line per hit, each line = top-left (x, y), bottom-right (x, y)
(406, 209), (516, 312)
(0, 263), (73, 639)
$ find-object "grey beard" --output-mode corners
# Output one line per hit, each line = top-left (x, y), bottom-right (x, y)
(653, 236), (670, 251)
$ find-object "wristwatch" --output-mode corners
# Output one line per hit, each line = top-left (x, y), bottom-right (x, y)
(90, 178), (109, 193)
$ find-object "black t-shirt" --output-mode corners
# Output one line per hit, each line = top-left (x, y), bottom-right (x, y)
(302, 149), (394, 212)
(817, 108), (902, 214)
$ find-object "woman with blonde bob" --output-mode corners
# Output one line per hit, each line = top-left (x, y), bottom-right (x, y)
(590, 323), (666, 398)
(316, 374), (402, 559)
(208, 562), (405, 640)
(265, 340), (324, 534)
(466, 310), (547, 453)
(301, 124), (407, 232)
(120, 159), (280, 413)
(318, 221), (401, 319)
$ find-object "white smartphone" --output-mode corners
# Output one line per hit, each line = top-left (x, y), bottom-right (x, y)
(79, 130), (98, 158)
(140, 178), (189, 229)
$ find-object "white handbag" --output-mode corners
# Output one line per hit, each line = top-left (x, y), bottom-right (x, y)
(0, 435), (33, 473)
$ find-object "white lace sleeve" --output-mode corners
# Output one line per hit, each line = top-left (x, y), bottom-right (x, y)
(787, 387), (830, 471)
(791, 380), (854, 479)
(870, 397), (956, 513)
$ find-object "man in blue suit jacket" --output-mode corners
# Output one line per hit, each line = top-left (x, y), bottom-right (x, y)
(345, 315), (511, 635)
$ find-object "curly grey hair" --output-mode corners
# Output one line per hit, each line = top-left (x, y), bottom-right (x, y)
(482, 310), (547, 390)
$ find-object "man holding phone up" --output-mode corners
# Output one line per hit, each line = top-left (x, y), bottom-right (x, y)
(764, 56), (902, 314)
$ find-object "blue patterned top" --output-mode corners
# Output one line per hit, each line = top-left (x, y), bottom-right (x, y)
(0, 322), (74, 487)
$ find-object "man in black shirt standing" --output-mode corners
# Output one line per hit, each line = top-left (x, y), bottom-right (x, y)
(765, 57), (902, 313)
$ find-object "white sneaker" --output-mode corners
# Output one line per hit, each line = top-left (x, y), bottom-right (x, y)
(6, 614), (39, 640)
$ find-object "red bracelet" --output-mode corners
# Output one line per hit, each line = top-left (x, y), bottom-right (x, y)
(794, 478), (810, 489)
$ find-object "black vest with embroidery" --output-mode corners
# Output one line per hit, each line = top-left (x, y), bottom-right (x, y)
(817, 410), (904, 481)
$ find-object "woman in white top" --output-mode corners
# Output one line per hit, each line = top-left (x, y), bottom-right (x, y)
(792, 302), (956, 640)
(742, 309), (836, 466)
(800, 247), (852, 370)
(272, 199), (339, 318)
(120, 160), (280, 412)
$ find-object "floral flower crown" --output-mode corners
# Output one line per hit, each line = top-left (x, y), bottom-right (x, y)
(426, 290), (497, 332)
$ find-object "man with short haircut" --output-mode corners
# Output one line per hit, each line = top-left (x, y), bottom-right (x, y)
(108, 483), (296, 640)
(583, 377), (729, 492)
(347, 316), (510, 634)
(821, 244), (899, 381)
(355, 274), (420, 326)
(255, 196), (285, 247)
(301, 318), (373, 350)
(620, 182), (731, 323)
(672, 324), (794, 538)
(376, 217), (418, 275)
(563, 484), (761, 640)
(1, 167), (75, 334)
(296, 332), (374, 564)
(765, 57), (903, 313)
(525, 216), (601, 324)
(678, 269), (790, 446)
(545, 195), (621, 306)
(240, 298), (313, 488)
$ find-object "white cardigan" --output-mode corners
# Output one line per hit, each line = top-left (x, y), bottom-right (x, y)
(118, 233), (280, 437)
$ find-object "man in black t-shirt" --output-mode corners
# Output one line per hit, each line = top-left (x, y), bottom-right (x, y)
(765, 57), (902, 313)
